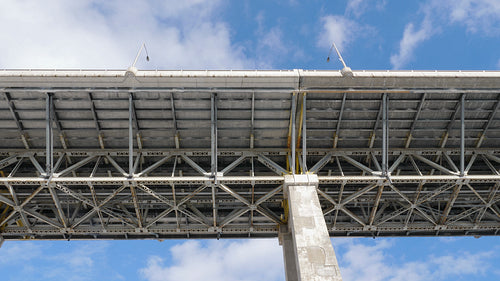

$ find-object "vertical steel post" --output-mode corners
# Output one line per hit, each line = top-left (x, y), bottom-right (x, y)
(291, 93), (297, 174)
(129, 93), (134, 177)
(302, 93), (307, 174)
(46, 93), (53, 177)
(460, 94), (465, 176)
(250, 92), (255, 149)
(211, 92), (218, 228)
(211, 93), (218, 180)
(382, 93), (388, 176)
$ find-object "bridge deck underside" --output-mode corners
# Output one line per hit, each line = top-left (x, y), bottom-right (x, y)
(0, 70), (499, 240)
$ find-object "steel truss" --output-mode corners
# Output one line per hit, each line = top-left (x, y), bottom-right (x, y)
(0, 148), (499, 240)
(0, 70), (499, 240)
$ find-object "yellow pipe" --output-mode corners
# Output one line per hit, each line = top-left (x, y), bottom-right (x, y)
(296, 154), (301, 174)
(286, 156), (290, 173)
(286, 93), (297, 172)
(280, 199), (289, 224)
(0, 204), (10, 232)
(296, 93), (304, 149)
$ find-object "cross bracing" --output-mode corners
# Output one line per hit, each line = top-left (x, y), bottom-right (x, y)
(0, 69), (499, 240)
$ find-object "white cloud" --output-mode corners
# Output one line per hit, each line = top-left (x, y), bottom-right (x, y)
(390, 19), (434, 69)
(0, 241), (110, 281)
(391, 0), (500, 69)
(339, 239), (394, 281)
(335, 238), (494, 281)
(42, 242), (110, 281)
(430, 252), (491, 278)
(446, 0), (500, 34)
(318, 15), (361, 52)
(252, 11), (293, 68)
(254, 27), (289, 68)
(139, 239), (284, 281)
(345, 0), (373, 17)
(346, 0), (366, 17)
(346, 0), (387, 17)
(0, 0), (249, 69)
(260, 28), (287, 55)
(0, 241), (43, 264)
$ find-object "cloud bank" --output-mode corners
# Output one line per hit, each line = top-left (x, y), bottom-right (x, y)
(0, 0), (249, 69)
(336, 239), (493, 281)
(139, 239), (284, 281)
(391, 0), (500, 69)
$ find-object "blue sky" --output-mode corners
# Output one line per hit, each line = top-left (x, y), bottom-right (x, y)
(1, 0), (500, 280)
(1, 237), (499, 281)
(1, 0), (500, 70)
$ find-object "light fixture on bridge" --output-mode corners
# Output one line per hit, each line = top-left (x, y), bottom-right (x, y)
(327, 42), (353, 77)
(127, 43), (150, 76)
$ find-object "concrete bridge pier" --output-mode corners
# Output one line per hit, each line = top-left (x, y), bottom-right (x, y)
(279, 174), (343, 281)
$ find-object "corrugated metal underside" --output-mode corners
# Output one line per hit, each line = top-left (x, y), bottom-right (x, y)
(0, 69), (499, 240)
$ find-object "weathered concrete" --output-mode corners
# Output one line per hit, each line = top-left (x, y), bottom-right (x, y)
(281, 174), (342, 281)
(0, 236), (4, 248)
(280, 224), (299, 281)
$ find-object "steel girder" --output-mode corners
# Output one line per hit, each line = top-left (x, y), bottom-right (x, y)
(0, 70), (500, 240)
(0, 148), (499, 240)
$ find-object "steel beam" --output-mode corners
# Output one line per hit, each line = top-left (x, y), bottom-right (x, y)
(411, 154), (457, 175)
(440, 94), (464, 148)
(382, 93), (389, 176)
(309, 153), (332, 174)
(211, 92), (218, 181)
(136, 155), (173, 177)
(439, 183), (462, 225)
(333, 93), (347, 148)
(405, 93), (426, 148)
(257, 154), (288, 175)
(48, 185), (67, 228)
(368, 101), (383, 149)
(89, 157), (105, 229)
(169, 93), (180, 149)
(476, 94), (500, 148)
(460, 94), (466, 176)
(3, 92), (30, 149)
(4, 159), (31, 230)
(221, 155), (248, 175)
(1, 174), (500, 185)
(341, 155), (376, 175)
(105, 155), (128, 176)
(0, 155), (21, 171)
(299, 94), (306, 172)
(129, 93), (134, 177)
(180, 155), (207, 175)
(54, 156), (96, 177)
(290, 93), (297, 174)
(129, 184), (143, 228)
(46, 93), (54, 177)
(250, 92), (255, 149)
(369, 185), (384, 225)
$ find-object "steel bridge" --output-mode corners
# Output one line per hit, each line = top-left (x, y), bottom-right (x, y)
(1, 69), (500, 240)
(0, 69), (499, 279)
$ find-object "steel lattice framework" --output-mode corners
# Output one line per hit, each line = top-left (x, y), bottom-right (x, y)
(0, 69), (499, 241)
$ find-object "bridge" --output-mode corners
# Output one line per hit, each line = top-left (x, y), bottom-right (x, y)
(0, 69), (499, 280)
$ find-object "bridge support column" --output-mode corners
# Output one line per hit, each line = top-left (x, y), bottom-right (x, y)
(279, 174), (342, 281)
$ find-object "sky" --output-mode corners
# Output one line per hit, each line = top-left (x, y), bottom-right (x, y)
(0, 0), (500, 280)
